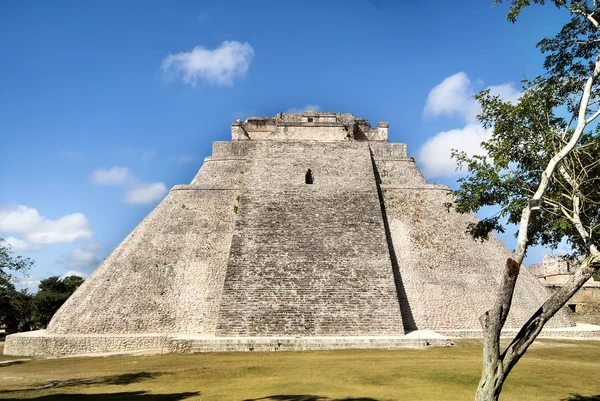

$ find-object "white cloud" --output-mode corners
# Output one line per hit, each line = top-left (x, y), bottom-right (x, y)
(423, 72), (520, 124)
(123, 182), (167, 205)
(62, 242), (102, 271)
(15, 275), (41, 292)
(25, 213), (93, 245)
(162, 41), (254, 86)
(4, 236), (36, 252)
(419, 72), (521, 178)
(423, 72), (479, 123)
(91, 166), (167, 205)
(178, 153), (197, 163)
(488, 83), (521, 105)
(0, 205), (93, 251)
(417, 124), (492, 178)
(90, 167), (132, 186)
(0, 205), (44, 233)
(286, 104), (321, 114)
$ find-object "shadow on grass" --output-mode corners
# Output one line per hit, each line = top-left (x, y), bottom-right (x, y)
(0, 360), (28, 367)
(1, 391), (200, 400)
(0, 372), (169, 394)
(562, 395), (600, 401)
(244, 396), (381, 401)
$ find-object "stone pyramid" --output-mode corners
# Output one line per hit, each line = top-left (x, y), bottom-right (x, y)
(5, 112), (574, 356)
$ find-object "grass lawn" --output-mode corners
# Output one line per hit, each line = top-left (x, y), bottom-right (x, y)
(0, 340), (599, 401)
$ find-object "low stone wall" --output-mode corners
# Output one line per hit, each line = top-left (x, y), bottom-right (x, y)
(4, 331), (169, 357)
(5, 331), (450, 357)
(8, 327), (599, 357)
(438, 324), (600, 339)
(167, 336), (448, 353)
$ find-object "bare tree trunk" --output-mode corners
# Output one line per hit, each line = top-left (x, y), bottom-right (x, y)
(475, 365), (507, 401)
(474, 252), (600, 401)
(474, 258), (520, 401)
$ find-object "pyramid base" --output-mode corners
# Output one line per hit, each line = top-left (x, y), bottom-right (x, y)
(4, 331), (452, 357)
(6, 326), (599, 357)
(438, 323), (600, 339)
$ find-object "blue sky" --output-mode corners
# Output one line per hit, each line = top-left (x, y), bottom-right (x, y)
(0, 1), (568, 290)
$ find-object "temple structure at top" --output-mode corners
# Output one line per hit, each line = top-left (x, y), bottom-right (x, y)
(231, 111), (389, 141)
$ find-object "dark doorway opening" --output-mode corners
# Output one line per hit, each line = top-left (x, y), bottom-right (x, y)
(305, 169), (313, 184)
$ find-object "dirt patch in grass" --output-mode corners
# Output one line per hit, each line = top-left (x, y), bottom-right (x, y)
(0, 340), (599, 400)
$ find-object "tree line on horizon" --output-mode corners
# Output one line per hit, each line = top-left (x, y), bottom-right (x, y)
(0, 238), (84, 334)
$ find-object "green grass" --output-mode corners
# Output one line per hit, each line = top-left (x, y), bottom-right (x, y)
(0, 340), (599, 401)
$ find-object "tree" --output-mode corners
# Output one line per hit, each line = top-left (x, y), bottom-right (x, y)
(0, 238), (34, 332)
(32, 275), (84, 328)
(61, 275), (85, 293)
(450, 1), (600, 400)
(7, 289), (34, 332)
(0, 238), (33, 288)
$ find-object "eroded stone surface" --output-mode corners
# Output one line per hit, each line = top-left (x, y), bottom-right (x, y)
(5, 111), (578, 357)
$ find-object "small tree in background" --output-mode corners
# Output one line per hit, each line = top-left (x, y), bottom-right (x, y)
(0, 238), (33, 289)
(8, 289), (34, 332)
(33, 275), (84, 328)
(0, 238), (34, 332)
(0, 238), (84, 331)
(450, 1), (600, 400)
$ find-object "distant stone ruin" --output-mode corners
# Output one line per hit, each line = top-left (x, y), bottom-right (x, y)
(530, 254), (600, 311)
(5, 111), (578, 356)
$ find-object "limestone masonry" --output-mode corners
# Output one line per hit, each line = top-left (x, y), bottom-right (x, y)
(5, 111), (580, 356)
(530, 254), (600, 309)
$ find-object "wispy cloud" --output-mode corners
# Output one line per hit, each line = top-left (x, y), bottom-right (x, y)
(177, 154), (197, 163)
(61, 148), (82, 161)
(60, 242), (102, 272)
(90, 166), (133, 186)
(61, 270), (88, 280)
(286, 104), (321, 114)
(15, 274), (42, 292)
(162, 41), (255, 87)
(123, 183), (168, 205)
(0, 205), (94, 251)
(90, 167), (167, 205)
(111, 148), (159, 164)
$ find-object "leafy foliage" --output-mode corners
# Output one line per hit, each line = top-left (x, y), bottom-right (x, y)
(0, 238), (34, 288)
(453, 1), (600, 259)
(0, 238), (34, 331)
(0, 239), (84, 332)
(452, 3), (600, 400)
(32, 275), (84, 328)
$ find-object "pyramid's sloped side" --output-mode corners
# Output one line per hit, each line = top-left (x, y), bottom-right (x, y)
(214, 142), (405, 336)
(191, 158), (245, 188)
(381, 186), (573, 330)
(369, 142), (427, 187)
(375, 159), (427, 186)
(47, 188), (239, 335)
